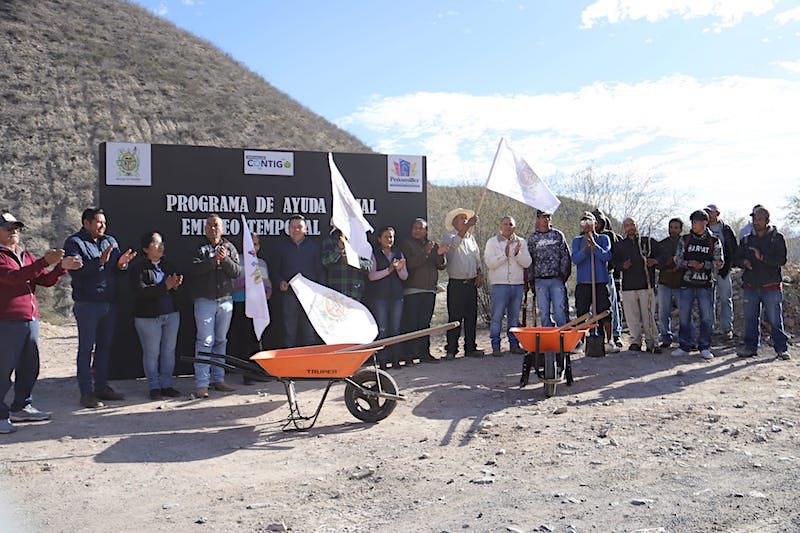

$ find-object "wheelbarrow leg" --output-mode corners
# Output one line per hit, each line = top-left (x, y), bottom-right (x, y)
(520, 353), (533, 387)
(565, 353), (573, 385)
(281, 379), (337, 431)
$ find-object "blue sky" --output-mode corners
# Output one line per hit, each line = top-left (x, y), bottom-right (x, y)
(129, 0), (800, 228)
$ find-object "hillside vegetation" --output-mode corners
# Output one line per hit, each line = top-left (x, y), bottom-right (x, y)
(1, 0), (370, 319)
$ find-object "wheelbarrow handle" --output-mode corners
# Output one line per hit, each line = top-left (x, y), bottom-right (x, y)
(558, 312), (592, 330)
(335, 321), (461, 353)
(565, 309), (610, 330)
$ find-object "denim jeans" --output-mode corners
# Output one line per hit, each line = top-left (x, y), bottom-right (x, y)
(534, 278), (568, 327)
(372, 297), (404, 363)
(73, 301), (116, 394)
(678, 286), (713, 351)
(489, 284), (524, 349)
(742, 288), (788, 354)
(657, 285), (681, 345)
(0, 320), (39, 419)
(608, 278), (622, 338)
(713, 273), (734, 333)
(401, 291), (436, 356)
(194, 298), (233, 387)
(134, 312), (179, 390)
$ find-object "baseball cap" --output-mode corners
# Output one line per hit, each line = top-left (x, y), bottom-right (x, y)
(536, 209), (552, 217)
(749, 204), (763, 216)
(0, 212), (25, 229)
(580, 211), (596, 223)
(703, 204), (719, 214)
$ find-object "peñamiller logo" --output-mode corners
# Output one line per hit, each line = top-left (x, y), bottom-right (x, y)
(387, 154), (423, 193)
(244, 150), (294, 176)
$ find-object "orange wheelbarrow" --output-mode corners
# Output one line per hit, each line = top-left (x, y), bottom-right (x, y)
(510, 311), (608, 397)
(190, 322), (459, 430)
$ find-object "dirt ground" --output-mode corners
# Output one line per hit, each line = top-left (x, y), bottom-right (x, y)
(1, 319), (799, 533)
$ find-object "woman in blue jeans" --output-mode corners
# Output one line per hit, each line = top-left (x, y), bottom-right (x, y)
(129, 231), (184, 400)
(367, 226), (408, 369)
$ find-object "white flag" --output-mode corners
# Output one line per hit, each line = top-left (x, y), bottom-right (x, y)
(289, 273), (378, 345)
(241, 215), (270, 340)
(329, 152), (374, 269)
(485, 137), (561, 214)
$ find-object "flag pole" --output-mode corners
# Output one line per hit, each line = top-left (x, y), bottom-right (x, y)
(475, 137), (505, 217)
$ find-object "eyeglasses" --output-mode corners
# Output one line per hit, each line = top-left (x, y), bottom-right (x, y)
(150, 241), (165, 249)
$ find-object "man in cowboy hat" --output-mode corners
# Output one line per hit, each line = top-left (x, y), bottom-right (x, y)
(442, 208), (485, 359)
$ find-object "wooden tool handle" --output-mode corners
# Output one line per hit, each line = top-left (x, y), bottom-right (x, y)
(558, 312), (592, 330)
(335, 321), (461, 353)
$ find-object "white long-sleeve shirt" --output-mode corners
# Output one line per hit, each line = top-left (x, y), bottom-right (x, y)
(484, 233), (532, 286)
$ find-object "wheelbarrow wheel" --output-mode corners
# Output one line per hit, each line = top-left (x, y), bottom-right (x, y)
(344, 369), (398, 423)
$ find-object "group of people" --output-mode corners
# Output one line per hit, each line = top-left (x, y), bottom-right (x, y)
(1, 201), (791, 434)
(464, 203), (789, 366)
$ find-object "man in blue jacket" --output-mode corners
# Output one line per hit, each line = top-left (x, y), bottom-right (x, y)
(572, 212), (619, 353)
(64, 208), (137, 408)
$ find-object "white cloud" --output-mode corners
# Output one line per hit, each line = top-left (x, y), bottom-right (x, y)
(775, 60), (800, 73)
(581, 0), (778, 30)
(156, 3), (168, 16)
(338, 75), (800, 224)
(775, 6), (800, 24)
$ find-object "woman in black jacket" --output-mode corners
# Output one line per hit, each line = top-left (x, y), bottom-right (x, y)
(129, 231), (184, 400)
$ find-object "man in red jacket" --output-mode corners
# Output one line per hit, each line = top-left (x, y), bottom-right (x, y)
(0, 212), (82, 433)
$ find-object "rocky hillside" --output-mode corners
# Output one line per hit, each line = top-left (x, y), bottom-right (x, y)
(0, 0), (371, 318)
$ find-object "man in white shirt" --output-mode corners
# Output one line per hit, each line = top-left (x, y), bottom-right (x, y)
(484, 216), (532, 356)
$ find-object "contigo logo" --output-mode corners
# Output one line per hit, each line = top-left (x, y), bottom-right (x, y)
(243, 150), (294, 176)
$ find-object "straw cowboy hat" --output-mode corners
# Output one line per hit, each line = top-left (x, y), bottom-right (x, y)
(444, 207), (475, 230)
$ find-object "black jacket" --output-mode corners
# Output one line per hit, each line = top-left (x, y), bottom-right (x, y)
(710, 220), (738, 277)
(735, 226), (787, 288)
(612, 235), (658, 291)
(190, 237), (241, 300)
(129, 256), (180, 318)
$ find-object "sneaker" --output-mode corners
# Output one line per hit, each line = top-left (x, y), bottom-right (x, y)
(776, 352), (791, 361)
(628, 343), (641, 352)
(80, 393), (103, 409)
(737, 349), (758, 358)
(10, 404), (51, 422)
(510, 346), (526, 355)
(491, 348), (502, 357)
(160, 387), (182, 397)
(149, 389), (163, 401)
(701, 349), (714, 360)
(0, 419), (16, 434)
(605, 342), (620, 353)
(613, 337), (623, 348)
(660, 341), (672, 349)
(95, 386), (125, 401)
(420, 353), (441, 363)
(671, 348), (690, 357)
(466, 350), (485, 358)
(210, 381), (236, 392)
(723, 331), (734, 341)
(195, 387), (209, 398)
